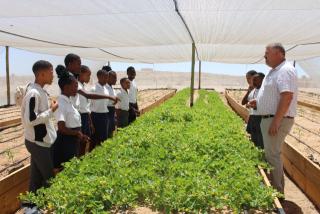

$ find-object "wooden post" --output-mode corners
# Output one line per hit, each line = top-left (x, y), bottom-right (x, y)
(198, 60), (201, 89)
(190, 43), (196, 107)
(6, 46), (10, 106)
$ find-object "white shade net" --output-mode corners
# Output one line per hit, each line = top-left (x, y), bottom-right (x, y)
(0, 0), (320, 64)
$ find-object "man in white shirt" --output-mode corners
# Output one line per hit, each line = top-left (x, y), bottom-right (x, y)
(127, 66), (139, 124)
(249, 43), (297, 194)
(21, 60), (58, 194)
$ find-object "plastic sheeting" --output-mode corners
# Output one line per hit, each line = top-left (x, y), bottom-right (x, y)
(0, 0), (320, 63)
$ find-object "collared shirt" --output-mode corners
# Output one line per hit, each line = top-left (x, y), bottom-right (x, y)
(90, 83), (109, 113)
(78, 81), (91, 113)
(256, 61), (298, 117)
(21, 83), (56, 147)
(116, 88), (130, 111)
(129, 79), (138, 103)
(55, 94), (81, 128)
(248, 88), (260, 115)
(105, 84), (116, 107)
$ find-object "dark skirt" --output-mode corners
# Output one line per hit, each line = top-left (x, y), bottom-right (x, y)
(91, 112), (108, 149)
(246, 115), (264, 149)
(128, 102), (138, 124)
(79, 113), (92, 156)
(107, 106), (116, 138)
(53, 128), (80, 169)
(118, 110), (129, 128)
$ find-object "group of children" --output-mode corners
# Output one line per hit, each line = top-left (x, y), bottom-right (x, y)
(21, 53), (139, 196)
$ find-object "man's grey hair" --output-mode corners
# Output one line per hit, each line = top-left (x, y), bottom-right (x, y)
(267, 43), (286, 56)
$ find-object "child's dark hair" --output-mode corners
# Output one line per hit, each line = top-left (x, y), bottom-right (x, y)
(102, 65), (112, 72)
(127, 66), (135, 74)
(120, 77), (129, 85)
(108, 70), (116, 76)
(246, 70), (257, 76)
(81, 65), (90, 73)
(56, 65), (76, 91)
(256, 72), (265, 78)
(96, 69), (107, 78)
(64, 53), (80, 67)
(32, 60), (53, 74)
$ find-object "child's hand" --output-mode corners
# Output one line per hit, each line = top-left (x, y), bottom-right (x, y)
(76, 131), (84, 140)
(113, 97), (120, 105)
(50, 100), (59, 112)
(82, 134), (90, 142)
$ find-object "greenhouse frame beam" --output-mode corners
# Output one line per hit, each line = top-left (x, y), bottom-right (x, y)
(190, 43), (196, 107)
(6, 46), (10, 105)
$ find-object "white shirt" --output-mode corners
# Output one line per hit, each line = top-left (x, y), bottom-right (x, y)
(90, 83), (109, 113)
(256, 61), (298, 117)
(248, 88), (260, 115)
(129, 79), (138, 103)
(78, 81), (91, 113)
(55, 94), (81, 128)
(105, 84), (116, 107)
(21, 83), (56, 147)
(116, 88), (130, 111)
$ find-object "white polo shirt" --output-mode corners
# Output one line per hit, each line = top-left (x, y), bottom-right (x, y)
(256, 61), (298, 117)
(116, 88), (130, 111)
(129, 79), (138, 103)
(55, 94), (81, 128)
(90, 83), (109, 113)
(105, 84), (116, 107)
(78, 81), (91, 113)
(248, 88), (259, 115)
(21, 83), (56, 147)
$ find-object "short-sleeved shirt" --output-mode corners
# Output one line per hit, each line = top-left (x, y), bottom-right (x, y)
(256, 61), (298, 117)
(90, 83), (109, 113)
(55, 94), (81, 128)
(248, 88), (259, 115)
(78, 81), (91, 113)
(129, 79), (138, 103)
(105, 84), (116, 107)
(116, 88), (130, 111)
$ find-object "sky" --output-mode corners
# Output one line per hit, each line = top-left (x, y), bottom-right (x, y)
(0, 47), (307, 77)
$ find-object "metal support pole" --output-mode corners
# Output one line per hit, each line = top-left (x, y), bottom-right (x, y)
(293, 60), (296, 67)
(6, 46), (10, 105)
(198, 60), (201, 89)
(107, 61), (111, 67)
(190, 43), (196, 107)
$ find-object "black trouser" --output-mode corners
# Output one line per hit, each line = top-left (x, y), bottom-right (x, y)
(107, 106), (116, 138)
(128, 102), (138, 124)
(91, 112), (108, 149)
(53, 129), (80, 169)
(246, 115), (264, 149)
(118, 110), (129, 128)
(25, 140), (54, 193)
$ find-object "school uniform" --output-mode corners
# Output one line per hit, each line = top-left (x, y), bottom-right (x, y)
(106, 83), (116, 138)
(90, 83), (109, 148)
(54, 94), (82, 169)
(246, 88), (264, 149)
(21, 83), (56, 192)
(128, 79), (138, 124)
(116, 88), (130, 128)
(78, 81), (92, 155)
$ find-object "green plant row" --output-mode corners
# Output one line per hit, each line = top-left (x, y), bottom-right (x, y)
(21, 89), (278, 213)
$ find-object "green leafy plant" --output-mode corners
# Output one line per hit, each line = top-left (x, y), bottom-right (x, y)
(20, 89), (278, 213)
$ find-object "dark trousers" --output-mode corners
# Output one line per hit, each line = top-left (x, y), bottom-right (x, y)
(25, 140), (54, 193)
(246, 115), (264, 149)
(53, 130), (80, 169)
(128, 102), (138, 124)
(91, 112), (108, 149)
(118, 110), (129, 128)
(79, 113), (92, 156)
(107, 106), (116, 138)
